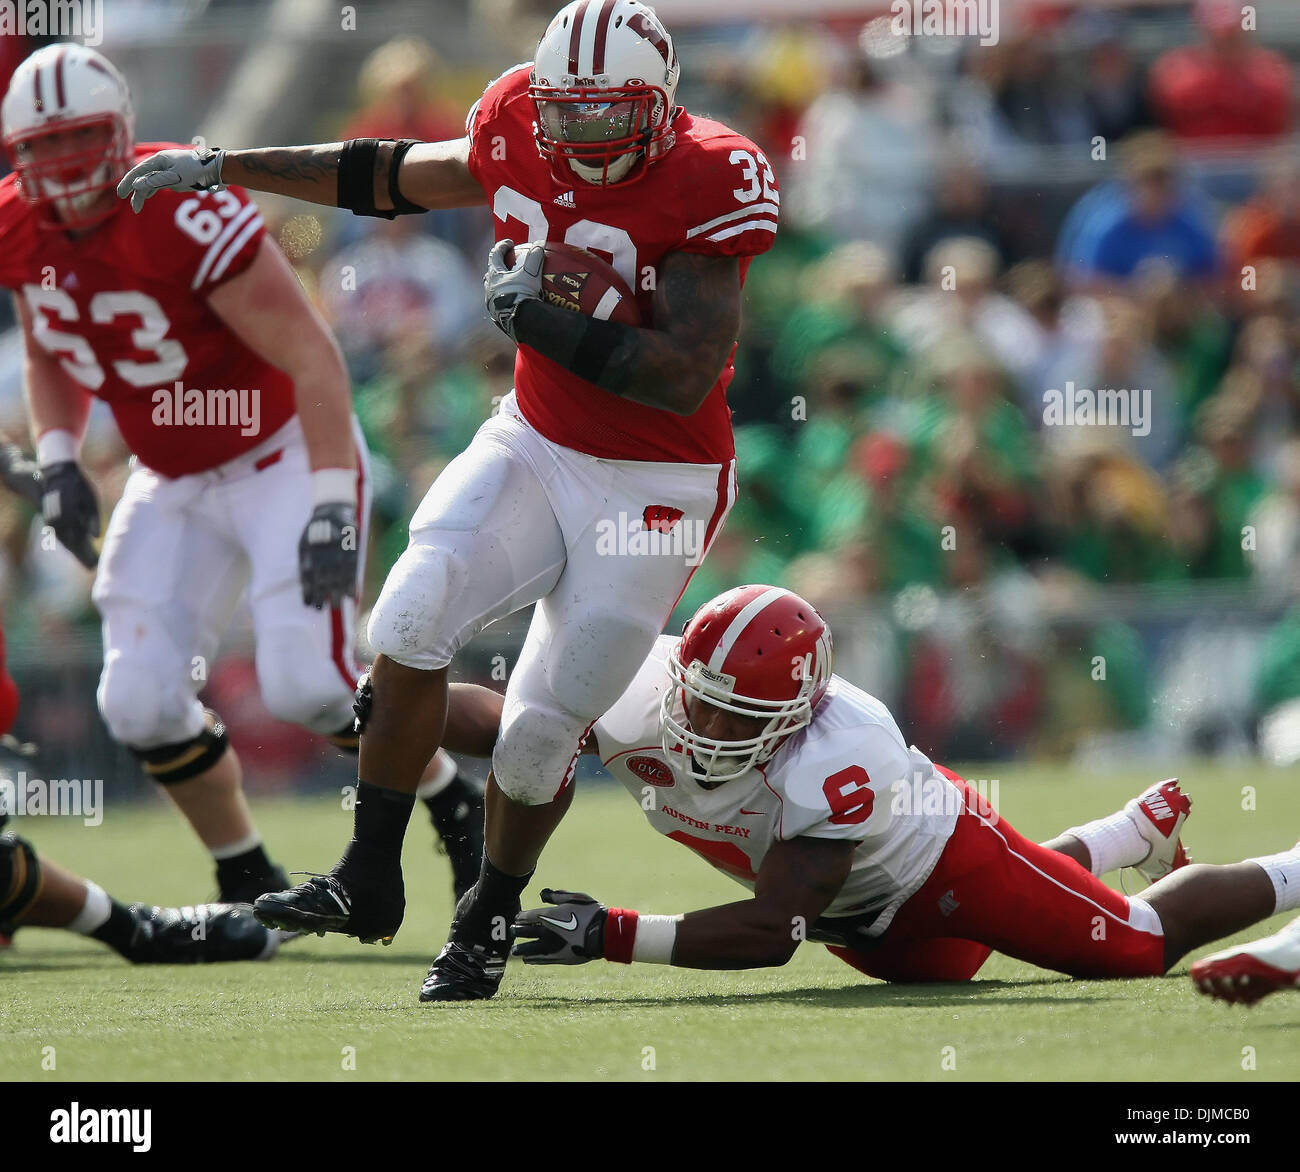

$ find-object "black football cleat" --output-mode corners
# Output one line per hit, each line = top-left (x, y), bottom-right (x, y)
(217, 863), (291, 906)
(428, 774), (486, 903)
(419, 937), (509, 1002)
(253, 865), (404, 945)
(124, 902), (279, 964)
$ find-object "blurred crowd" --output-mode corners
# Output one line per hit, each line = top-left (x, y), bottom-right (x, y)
(4, 0), (1300, 767)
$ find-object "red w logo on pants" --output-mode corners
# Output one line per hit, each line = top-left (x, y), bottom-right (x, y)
(643, 505), (684, 534)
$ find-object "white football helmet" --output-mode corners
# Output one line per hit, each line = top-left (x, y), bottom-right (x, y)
(2, 44), (135, 229)
(530, 0), (681, 187)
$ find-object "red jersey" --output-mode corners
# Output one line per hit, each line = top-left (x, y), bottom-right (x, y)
(0, 142), (296, 479)
(466, 65), (778, 464)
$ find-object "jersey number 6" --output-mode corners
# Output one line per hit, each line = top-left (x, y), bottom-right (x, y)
(822, 766), (874, 826)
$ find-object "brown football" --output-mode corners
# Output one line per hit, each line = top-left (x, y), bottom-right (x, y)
(509, 240), (643, 327)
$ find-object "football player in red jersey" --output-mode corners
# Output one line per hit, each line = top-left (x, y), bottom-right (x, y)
(430, 586), (1300, 993)
(0, 45), (481, 907)
(122, 0), (778, 1000)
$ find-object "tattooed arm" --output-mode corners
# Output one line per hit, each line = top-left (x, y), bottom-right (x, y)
(221, 138), (484, 211)
(669, 836), (856, 969)
(509, 250), (742, 415)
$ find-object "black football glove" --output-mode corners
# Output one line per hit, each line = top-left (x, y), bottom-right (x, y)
(298, 502), (359, 609)
(40, 461), (100, 569)
(0, 445), (43, 510)
(512, 888), (608, 965)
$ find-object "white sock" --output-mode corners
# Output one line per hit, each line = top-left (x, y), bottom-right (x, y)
(1063, 810), (1149, 876)
(67, 881), (112, 934)
(209, 830), (262, 860)
(415, 749), (458, 801)
(1244, 844), (1300, 914)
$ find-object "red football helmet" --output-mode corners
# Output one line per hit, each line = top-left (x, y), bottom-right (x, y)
(661, 585), (834, 786)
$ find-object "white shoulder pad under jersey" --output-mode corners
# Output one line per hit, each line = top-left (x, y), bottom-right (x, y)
(763, 680), (921, 844)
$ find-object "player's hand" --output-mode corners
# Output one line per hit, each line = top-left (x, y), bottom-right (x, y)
(484, 238), (545, 343)
(39, 461), (100, 569)
(512, 888), (607, 964)
(0, 445), (44, 510)
(298, 502), (358, 609)
(116, 147), (226, 212)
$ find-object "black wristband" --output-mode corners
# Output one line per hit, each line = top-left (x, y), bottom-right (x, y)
(514, 299), (626, 386)
(338, 137), (381, 215)
(338, 138), (426, 218)
(388, 139), (427, 215)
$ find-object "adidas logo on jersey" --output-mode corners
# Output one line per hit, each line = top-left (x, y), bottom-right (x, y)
(553, 190), (576, 208)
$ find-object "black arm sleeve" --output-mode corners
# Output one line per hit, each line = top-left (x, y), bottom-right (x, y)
(512, 299), (632, 386)
(337, 138), (427, 218)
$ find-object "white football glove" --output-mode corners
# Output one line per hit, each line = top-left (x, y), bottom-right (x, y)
(116, 147), (226, 212)
(483, 238), (546, 343)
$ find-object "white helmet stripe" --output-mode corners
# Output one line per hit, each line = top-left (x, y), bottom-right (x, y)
(706, 586), (791, 673)
(566, 0), (592, 74)
(576, 0), (603, 76)
(591, 0), (619, 74)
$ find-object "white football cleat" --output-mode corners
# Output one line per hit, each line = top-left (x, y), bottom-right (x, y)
(1191, 925), (1300, 1005)
(1124, 778), (1192, 883)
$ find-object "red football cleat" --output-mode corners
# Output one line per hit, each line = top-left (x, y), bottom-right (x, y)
(1125, 778), (1193, 883)
(1191, 925), (1300, 1005)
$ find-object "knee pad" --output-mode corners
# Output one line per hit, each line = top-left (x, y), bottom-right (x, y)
(367, 542), (464, 670)
(129, 709), (229, 785)
(0, 832), (42, 927)
(98, 650), (200, 748)
(492, 701), (591, 806)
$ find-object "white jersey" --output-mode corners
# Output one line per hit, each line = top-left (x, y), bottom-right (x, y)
(594, 636), (960, 935)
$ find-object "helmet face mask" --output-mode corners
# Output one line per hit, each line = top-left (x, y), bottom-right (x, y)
(532, 83), (662, 186)
(661, 650), (815, 787)
(9, 116), (128, 228)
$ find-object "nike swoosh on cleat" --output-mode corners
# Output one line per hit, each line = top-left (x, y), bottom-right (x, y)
(539, 913), (578, 931)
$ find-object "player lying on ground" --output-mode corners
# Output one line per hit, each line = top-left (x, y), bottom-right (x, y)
(0, 46), (482, 905)
(0, 626), (276, 963)
(120, 1), (777, 1000)
(0, 812), (280, 963)
(1191, 915), (1300, 1005)
(432, 585), (1300, 992)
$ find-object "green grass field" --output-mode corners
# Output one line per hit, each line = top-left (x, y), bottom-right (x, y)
(3, 763), (1298, 1082)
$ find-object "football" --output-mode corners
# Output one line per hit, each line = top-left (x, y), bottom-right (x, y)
(510, 240), (643, 327)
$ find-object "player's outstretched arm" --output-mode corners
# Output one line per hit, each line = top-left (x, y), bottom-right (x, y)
(496, 249), (742, 416)
(672, 836), (855, 969)
(514, 836), (855, 969)
(117, 138), (484, 215)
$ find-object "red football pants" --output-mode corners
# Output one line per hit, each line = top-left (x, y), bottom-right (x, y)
(828, 768), (1167, 982)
